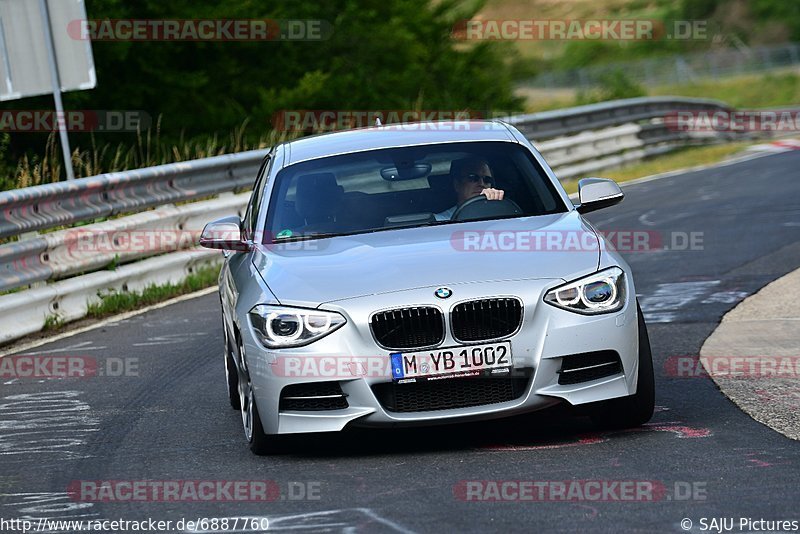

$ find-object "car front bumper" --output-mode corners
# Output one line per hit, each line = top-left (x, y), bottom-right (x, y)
(240, 275), (640, 435)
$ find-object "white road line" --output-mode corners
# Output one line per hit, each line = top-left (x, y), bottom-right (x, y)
(24, 341), (108, 355)
(638, 210), (657, 226)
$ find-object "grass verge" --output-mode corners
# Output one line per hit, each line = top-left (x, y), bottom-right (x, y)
(560, 141), (755, 194)
(650, 71), (800, 110)
(43, 314), (65, 331)
(520, 71), (800, 113)
(85, 263), (220, 320)
(3, 119), (288, 192)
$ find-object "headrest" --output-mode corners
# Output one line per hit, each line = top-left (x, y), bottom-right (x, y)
(427, 173), (454, 194)
(295, 173), (343, 219)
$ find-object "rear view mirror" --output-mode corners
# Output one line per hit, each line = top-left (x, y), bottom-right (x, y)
(380, 162), (432, 181)
(199, 216), (253, 251)
(575, 178), (624, 214)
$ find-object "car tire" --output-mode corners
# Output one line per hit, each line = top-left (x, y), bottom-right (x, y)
(225, 348), (241, 410)
(245, 382), (287, 456)
(589, 301), (655, 429)
(246, 387), (275, 456)
(236, 338), (283, 456)
(223, 320), (241, 410)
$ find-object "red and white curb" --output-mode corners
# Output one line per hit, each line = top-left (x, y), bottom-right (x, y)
(747, 138), (800, 152)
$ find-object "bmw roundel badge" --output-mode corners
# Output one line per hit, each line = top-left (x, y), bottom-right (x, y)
(434, 287), (452, 299)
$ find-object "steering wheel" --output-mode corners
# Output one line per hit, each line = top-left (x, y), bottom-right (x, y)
(451, 194), (523, 221)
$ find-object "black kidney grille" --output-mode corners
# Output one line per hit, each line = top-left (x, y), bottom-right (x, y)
(372, 375), (529, 413)
(371, 306), (444, 349)
(451, 298), (523, 342)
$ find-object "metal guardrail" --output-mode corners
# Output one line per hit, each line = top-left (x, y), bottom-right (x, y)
(0, 96), (772, 344)
(0, 97), (731, 241)
(0, 149), (267, 239)
(0, 194), (249, 291)
(0, 248), (222, 345)
(502, 96), (732, 139)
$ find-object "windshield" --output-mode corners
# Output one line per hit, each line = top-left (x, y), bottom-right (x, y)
(264, 141), (568, 243)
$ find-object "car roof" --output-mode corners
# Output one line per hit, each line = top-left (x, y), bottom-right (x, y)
(281, 120), (518, 166)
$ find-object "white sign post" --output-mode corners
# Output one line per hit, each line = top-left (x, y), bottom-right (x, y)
(0, 0), (96, 180)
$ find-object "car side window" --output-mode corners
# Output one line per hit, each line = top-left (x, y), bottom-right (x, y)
(243, 156), (273, 241)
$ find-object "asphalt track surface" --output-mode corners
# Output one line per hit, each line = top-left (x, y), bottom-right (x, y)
(2, 150), (800, 533)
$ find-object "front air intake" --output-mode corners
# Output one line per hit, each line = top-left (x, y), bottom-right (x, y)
(558, 351), (622, 385)
(279, 382), (348, 411)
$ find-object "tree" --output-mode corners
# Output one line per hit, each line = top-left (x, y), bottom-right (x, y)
(62, 0), (522, 141)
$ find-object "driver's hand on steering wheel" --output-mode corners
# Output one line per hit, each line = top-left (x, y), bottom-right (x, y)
(481, 188), (505, 201)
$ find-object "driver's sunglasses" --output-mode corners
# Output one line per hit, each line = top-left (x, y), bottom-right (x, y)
(464, 173), (495, 187)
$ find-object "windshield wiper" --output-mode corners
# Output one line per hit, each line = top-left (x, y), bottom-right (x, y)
(271, 231), (351, 243)
(270, 217), (507, 243)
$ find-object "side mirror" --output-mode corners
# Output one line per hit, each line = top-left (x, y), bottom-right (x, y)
(575, 177), (624, 214)
(199, 216), (252, 251)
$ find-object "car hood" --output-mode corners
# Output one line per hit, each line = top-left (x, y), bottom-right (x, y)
(252, 210), (600, 307)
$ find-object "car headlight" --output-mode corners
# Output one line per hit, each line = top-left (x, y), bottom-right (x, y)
(544, 267), (625, 315)
(249, 305), (346, 348)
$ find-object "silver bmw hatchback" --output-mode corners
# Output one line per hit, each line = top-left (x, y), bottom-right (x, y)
(200, 121), (654, 455)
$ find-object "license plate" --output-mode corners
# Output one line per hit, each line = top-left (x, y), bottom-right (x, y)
(390, 341), (512, 382)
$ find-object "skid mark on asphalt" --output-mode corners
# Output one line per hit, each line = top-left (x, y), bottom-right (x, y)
(132, 332), (209, 347)
(0, 492), (99, 533)
(572, 503), (599, 519)
(0, 391), (101, 530)
(700, 290), (750, 304)
(183, 509), (415, 533)
(637, 209), (692, 227)
(744, 452), (772, 468)
(0, 391), (99, 461)
(733, 449), (794, 469)
(638, 280), (732, 322)
(479, 422), (712, 451)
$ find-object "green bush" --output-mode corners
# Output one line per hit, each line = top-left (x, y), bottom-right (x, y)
(0, 133), (12, 191)
(69, 0), (522, 139)
(1, 0), (524, 186)
(575, 69), (646, 105)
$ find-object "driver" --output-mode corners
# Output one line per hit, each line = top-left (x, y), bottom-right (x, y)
(434, 157), (504, 221)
